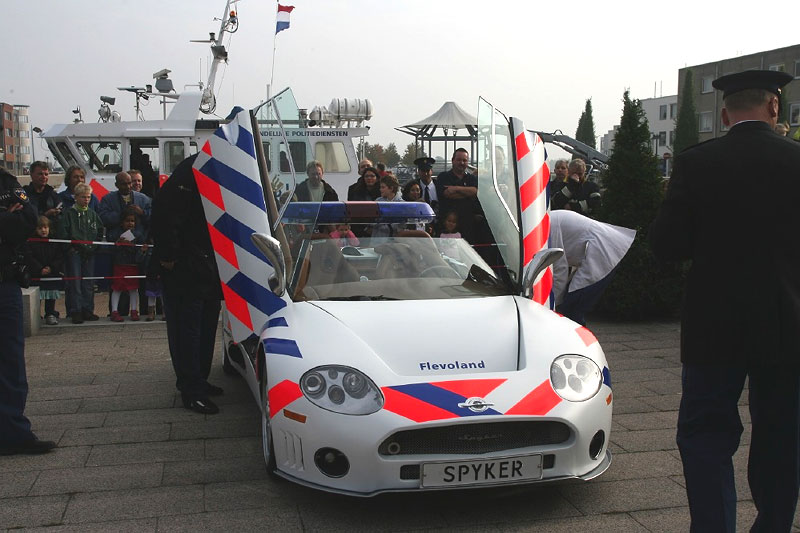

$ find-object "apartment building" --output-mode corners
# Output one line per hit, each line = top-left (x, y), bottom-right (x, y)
(0, 103), (32, 175)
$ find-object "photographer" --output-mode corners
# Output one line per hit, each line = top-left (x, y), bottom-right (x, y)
(0, 166), (56, 455)
(550, 158), (602, 218)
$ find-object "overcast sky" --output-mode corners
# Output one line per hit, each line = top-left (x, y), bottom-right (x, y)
(3, 0), (797, 162)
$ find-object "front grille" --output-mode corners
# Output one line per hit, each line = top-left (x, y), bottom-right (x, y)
(379, 421), (571, 456)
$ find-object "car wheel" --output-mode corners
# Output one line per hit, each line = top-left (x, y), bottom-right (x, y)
(260, 361), (277, 473)
(222, 342), (238, 376)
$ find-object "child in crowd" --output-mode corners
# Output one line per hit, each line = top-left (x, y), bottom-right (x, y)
(437, 211), (462, 258)
(58, 183), (104, 324)
(329, 224), (359, 247)
(24, 216), (64, 325)
(110, 207), (147, 322)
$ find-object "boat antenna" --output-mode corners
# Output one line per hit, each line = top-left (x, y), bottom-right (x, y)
(191, 0), (240, 114)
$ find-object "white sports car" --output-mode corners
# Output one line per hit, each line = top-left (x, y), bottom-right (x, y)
(202, 98), (612, 496)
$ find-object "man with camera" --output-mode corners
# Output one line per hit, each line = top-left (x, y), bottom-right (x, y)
(0, 166), (56, 455)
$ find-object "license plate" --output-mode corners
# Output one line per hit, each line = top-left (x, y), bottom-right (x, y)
(421, 454), (542, 488)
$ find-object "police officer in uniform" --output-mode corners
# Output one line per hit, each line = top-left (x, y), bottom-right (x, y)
(0, 167), (56, 455)
(651, 70), (800, 532)
(414, 156), (438, 211)
(150, 155), (224, 415)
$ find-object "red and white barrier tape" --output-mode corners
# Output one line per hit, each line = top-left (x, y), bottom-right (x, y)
(32, 275), (145, 282)
(27, 237), (151, 248)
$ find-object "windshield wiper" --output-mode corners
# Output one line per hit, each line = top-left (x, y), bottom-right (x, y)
(322, 295), (399, 301)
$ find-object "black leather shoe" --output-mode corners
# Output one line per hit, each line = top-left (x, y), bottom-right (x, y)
(71, 313), (84, 324)
(82, 311), (100, 321)
(0, 439), (57, 456)
(206, 384), (224, 397)
(182, 397), (219, 415)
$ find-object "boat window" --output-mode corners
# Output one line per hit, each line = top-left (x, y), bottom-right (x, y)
(130, 139), (159, 174)
(189, 142), (198, 155)
(164, 141), (185, 174)
(280, 141), (306, 173)
(51, 141), (78, 169)
(76, 141), (122, 173)
(314, 142), (351, 173)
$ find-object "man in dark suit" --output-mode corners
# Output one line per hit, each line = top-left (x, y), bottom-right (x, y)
(651, 70), (800, 532)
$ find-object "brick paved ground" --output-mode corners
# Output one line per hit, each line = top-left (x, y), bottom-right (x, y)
(1, 319), (798, 532)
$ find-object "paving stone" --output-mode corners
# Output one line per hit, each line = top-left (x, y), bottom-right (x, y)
(156, 508), (302, 532)
(25, 400), (82, 416)
(60, 424), (170, 447)
(19, 518), (157, 532)
(25, 363), (129, 378)
(630, 501), (759, 532)
(0, 446), (91, 473)
(0, 495), (68, 529)
(0, 470), (39, 497)
(103, 408), (202, 427)
(169, 418), (259, 440)
(27, 384), (118, 402)
(115, 381), (177, 396)
(29, 464), (164, 495)
(611, 397), (658, 415)
(92, 371), (174, 385)
(62, 486), (204, 523)
(78, 394), (175, 413)
(611, 428), (678, 452)
(27, 413), (106, 431)
(614, 411), (678, 431)
(611, 382), (658, 399)
(161, 456), (269, 486)
(203, 479), (308, 511)
(558, 477), (687, 514)
(496, 513), (649, 532)
(639, 394), (681, 411)
(86, 440), (204, 466)
(640, 379), (683, 395)
(600, 451), (683, 481)
(203, 437), (261, 460)
(613, 368), (678, 384)
(26, 375), (96, 388)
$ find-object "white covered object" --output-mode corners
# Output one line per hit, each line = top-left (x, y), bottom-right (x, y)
(549, 210), (636, 305)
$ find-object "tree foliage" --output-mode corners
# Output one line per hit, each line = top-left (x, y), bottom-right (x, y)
(400, 142), (427, 166)
(673, 70), (699, 156)
(384, 143), (401, 168)
(595, 90), (685, 319)
(575, 98), (597, 149)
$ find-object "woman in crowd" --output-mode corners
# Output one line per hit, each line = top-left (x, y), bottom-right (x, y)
(58, 166), (100, 212)
(347, 167), (381, 201)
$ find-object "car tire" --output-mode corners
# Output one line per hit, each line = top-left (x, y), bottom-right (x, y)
(260, 357), (277, 474)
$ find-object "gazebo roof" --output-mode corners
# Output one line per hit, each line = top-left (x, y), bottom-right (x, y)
(396, 101), (477, 139)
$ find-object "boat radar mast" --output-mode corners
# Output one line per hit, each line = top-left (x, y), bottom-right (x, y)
(190, 0), (240, 114)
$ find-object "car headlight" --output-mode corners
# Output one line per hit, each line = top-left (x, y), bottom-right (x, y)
(300, 365), (383, 415)
(550, 355), (602, 402)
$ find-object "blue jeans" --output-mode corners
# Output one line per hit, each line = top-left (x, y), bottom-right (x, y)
(65, 250), (95, 314)
(677, 364), (800, 532)
(0, 281), (34, 444)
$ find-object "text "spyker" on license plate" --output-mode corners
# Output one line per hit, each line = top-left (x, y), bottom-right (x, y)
(421, 454), (543, 488)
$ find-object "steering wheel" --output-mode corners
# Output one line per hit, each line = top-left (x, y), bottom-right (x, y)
(419, 265), (460, 279)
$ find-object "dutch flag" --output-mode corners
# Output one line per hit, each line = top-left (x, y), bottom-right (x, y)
(276, 4), (294, 34)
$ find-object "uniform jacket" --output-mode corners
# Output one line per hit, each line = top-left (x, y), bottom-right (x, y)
(550, 179), (602, 217)
(0, 170), (37, 269)
(651, 120), (800, 368)
(22, 183), (60, 219)
(150, 155), (222, 300)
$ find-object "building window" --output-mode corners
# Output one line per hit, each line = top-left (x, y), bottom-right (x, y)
(699, 112), (713, 132)
(658, 131), (667, 146)
(790, 103), (800, 126)
(2, 112), (9, 121)
(18, 130), (28, 138)
(659, 105), (668, 120)
(670, 103), (678, 119)
(18, 115), (28, 123)
(795, 60), (800, 79)
(701, 76), (714, 93)
(769, 63), (785, 72)
(5, 128), (11, 137)
(20, 146), (30, 155)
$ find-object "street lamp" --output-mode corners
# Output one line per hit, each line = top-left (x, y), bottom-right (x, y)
(31, 126), (42, 162)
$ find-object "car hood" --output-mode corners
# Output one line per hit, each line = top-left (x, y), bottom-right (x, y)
(310, 297), (520, 376)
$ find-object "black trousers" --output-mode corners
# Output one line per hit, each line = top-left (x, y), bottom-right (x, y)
(0, 281), (34, 444)
(162, 286), (221, 400)
(677, 364), (800, 532)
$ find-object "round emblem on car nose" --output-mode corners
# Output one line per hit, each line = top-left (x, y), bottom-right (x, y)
(458, 397), (494, 413)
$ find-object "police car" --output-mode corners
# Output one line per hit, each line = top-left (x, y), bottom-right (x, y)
(202, 99), (612, 496)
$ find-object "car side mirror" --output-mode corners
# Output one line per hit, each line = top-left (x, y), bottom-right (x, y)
(521, 248), (564, 299)
(251, 233), (287, 297)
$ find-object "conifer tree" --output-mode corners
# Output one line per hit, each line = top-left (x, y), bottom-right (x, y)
(673, 70), (699, 156)
(595, 91), (685, 319)
(575, 98), (597, 149)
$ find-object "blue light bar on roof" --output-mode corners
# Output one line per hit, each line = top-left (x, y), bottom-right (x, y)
(281, 201), (435, 224)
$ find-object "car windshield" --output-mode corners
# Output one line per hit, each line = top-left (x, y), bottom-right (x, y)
(287, 236), (514, 302)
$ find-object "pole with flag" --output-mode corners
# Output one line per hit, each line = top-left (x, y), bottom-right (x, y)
(270, 3), (295, 90)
